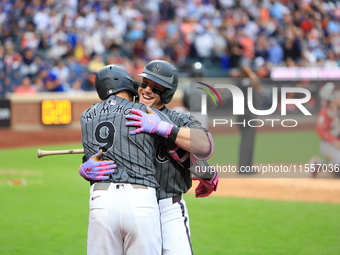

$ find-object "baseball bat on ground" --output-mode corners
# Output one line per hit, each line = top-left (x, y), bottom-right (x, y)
(37, 149), (84, 158)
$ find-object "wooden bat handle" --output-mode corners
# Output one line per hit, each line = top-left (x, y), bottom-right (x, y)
(37, 149), (84, 158)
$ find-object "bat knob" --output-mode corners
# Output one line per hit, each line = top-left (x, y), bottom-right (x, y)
(37, 149), (42, 158)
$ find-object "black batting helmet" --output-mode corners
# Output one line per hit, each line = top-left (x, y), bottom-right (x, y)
(95, 65), (138, 100)
(137, 60), (178, 104)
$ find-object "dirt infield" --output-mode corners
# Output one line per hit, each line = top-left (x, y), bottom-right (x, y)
(1, 128), (340, 203)
(188, 177), (340, 203)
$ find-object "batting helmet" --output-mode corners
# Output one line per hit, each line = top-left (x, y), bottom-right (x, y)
(95, 65), (138, 100)
(137, 60), (178, 104)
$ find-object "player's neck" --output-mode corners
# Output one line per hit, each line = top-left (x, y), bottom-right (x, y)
(115, 91), (133, 101)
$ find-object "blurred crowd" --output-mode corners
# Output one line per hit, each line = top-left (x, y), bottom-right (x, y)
(1, 0), (340, 96)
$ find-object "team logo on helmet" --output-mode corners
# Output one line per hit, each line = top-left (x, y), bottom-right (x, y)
(152, 64), (162, 73)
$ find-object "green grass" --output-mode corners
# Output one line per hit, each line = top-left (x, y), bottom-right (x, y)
(209, 130), (321, 165)
(0, 144), (89, 255)
(0, 131), (336, 255)
(187, 195), (340, 255)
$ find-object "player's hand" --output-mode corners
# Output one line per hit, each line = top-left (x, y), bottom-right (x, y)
(125, 107), (174, 138)
(79, 150), (116, 181)
(192, 170), (219, 198)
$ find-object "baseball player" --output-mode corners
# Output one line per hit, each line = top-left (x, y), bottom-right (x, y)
(125, 60), (218, 255)
(310, 83), (340, 177)
(80, 64), (179, 255)
(79, 60), (218, 255)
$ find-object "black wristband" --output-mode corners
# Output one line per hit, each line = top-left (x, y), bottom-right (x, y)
(198, 170), (216, 180)
(168, 126), (180, 143)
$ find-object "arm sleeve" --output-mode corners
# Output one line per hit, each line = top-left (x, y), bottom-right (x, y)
(186, 116), (214, 160)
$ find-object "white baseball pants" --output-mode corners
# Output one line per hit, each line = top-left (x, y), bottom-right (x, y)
(159, 196), (193, 255)
(87, 183), (162, 255)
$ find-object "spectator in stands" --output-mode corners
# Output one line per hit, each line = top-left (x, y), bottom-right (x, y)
(283, 38), (301, 65)
(213, 28), (228, 64)
(127, 21), (145, 42)
(1, 0), (340, 96)
(48, 39), (68, 60)
(20, 48), (38, 80)
(20, 22), (39, 50)
(193, 25), (214, 62)
(81, 72), (96, 92)
(132, 38), (146, 59)
(254, 33), (269, 60)
(31, 75), (44, 92)
(237, 28), (255, 60)
(145, 34), (164, 60)
(67, 55), (84, 88)
(268, 37), (283, 65)
(45, 72), (66, 92)
(159, 0), (175, 21)
(228, 41), (244, 77)
(3, 77), (13, 95)
(33, 6), (50, 33)
(13, 76), (37, 94)
(4, 43), (21, 92)
(87, 54), (105, 73)
(324, 50), (339, 67)
(51, 60), (70, 88)
(37, 31), (50, 53)
(0, 45), (5, 96)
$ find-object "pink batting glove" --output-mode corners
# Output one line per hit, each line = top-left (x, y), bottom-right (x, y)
(125, 107), (174, 138)
(79, 150), (116, 181)
(192, 170), (219, 198)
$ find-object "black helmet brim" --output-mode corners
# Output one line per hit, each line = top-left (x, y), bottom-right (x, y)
(137, 73), (172, 89)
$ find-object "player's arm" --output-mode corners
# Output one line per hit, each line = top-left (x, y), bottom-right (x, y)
(173, 127), (212, 157)
(125, 107), (213, 156)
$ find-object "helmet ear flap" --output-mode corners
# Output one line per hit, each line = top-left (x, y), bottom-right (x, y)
(159, 86), (177, 104)
(161, 91), (171, 104)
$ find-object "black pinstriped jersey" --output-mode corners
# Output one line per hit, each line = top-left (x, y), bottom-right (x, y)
(155, 107), (209, 200)
(81, 95), (174, 189)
